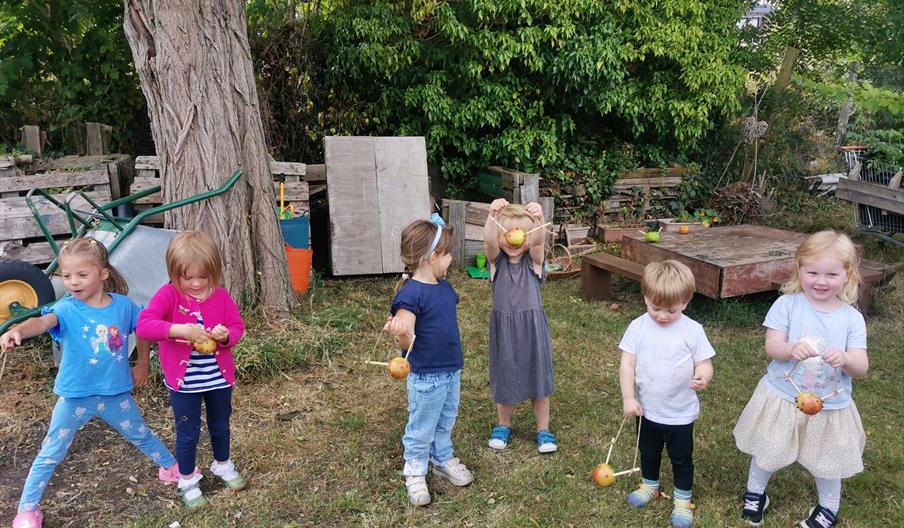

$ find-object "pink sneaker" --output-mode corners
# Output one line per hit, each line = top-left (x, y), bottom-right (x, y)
(12, 510), (43, 528)
(158, 464), (202, 483)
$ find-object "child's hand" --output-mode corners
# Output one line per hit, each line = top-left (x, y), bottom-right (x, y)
(690, 374), (710, 392)
(822, 348), (848, 369)
(790, 340), (820, 361)
(489, 198), (509, 215)
(525, 202), (544, 221)
(623, 398), (643, 417)
(382, 316), (410, 337)
(132, 362), (149, 388)
(209, 324), (229, 344)
(178, 323), (209, 343)
(0, 329), (22, 351)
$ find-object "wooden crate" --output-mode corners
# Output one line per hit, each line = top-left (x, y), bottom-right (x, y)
(0, 170), (112, 266)
(475, 166), (540, 204)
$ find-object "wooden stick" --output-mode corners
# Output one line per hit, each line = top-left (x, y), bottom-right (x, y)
(614, 467), (641, 477)
(404, 335), (416, 360)
(788, 377), (803, 395)
(491, 216), (506, 232)
(632, 416), (642, 471)
(606, 415), (629, 464)
(525, 221), (553, 235)
(605, 438), (616, 465)
(365, 360), (389, 366)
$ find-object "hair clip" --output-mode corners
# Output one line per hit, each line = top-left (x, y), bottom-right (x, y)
(89, 239), (98, 246)
(401, 272), (410, 280)
(424, 213), (446, 259)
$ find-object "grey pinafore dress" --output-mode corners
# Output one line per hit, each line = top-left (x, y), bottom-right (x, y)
(488, 253), (554, 404)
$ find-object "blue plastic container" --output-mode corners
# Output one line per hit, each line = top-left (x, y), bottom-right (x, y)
(280, 216), (310, 249)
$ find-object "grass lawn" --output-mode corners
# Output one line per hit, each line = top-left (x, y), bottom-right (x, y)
(1, 220), (903, 527)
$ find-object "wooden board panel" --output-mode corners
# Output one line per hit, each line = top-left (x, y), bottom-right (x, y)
(325, 137), (382, 275)
(0, 240), (57, 265)
(374, 136), (430, 272)
(836, 178), (904, 215)
(270, 161), (306, 176)
(0, 170), (110, 194)
(1, 190), (112, 240)
(130, 177), (162, 204)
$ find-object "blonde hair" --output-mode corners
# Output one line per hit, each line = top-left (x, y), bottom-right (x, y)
(165, 230), (223, 292)
(641, 260), (695, 307)
(59, 237), (129, 295)
(496, 204), (537, 232)
(397, 219), (455, 290)
(781, 230), (861, 304)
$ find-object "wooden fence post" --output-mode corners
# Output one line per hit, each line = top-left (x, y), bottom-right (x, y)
(448, 200), (467, 268)
(20, 125), (43, 158)
(85, 122), (113, 155)
(538, 196), (555, 248)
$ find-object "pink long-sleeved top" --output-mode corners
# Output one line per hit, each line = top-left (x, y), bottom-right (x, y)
(136, 284), (245, 390)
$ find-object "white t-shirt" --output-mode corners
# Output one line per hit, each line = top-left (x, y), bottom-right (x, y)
(619, 313), (716, 425)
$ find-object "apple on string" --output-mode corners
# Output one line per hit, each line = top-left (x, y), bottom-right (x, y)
(193, 337), (218, 354)
(505, 227), (526, 248)
(366, 335), (417, 380)
(592, 415), (641, 488)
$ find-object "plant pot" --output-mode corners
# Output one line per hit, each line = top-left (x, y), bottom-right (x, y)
(596, 224), (643, 243)
(658, 218), (705, 233)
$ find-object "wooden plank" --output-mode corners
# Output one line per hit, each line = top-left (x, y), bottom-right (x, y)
(836, 178), (904, 216)
(1, 190), (113, 240)
(614, 176), (683, 188)
(270, 161), (306, 176)
(518, 173), (540, 204)
(620, 167), (694, 179)
(0, 240), (58, 265)
(448, 201), (467, 268)
(442, 199), (491, 226)
(464, 223), (484, 241)
(274, 181), (309, 202)
(374, 136), (431, 273)
(134, 156), (160, 170)
(130, 177), (163, 204)
(539, 196), (554, 248)
(325, 137), (382, 275)
(0, 170), (110, 194)
(621, 233), (722, 298)
(305, 164), (326, 182)
(85, 122), (112, 155)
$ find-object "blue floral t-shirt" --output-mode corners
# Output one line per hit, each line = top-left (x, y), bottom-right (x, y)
(42, 293), (141, 397)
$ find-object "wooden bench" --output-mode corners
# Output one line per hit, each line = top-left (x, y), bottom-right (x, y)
(0, 170), (112, 266)
(580, 252), (646, 302)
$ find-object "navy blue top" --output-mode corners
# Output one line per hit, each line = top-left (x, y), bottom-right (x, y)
(390, 279), (463, 373)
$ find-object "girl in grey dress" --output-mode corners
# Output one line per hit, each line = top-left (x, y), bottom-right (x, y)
(483, 199), (556, 453)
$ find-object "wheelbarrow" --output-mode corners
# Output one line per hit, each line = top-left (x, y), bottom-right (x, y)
(0, 170), (244, 339)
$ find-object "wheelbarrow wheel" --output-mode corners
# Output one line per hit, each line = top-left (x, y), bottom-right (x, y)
(0, 260), (55, 323)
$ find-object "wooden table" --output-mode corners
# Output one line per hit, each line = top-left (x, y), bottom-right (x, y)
(620, 224), (808, 299)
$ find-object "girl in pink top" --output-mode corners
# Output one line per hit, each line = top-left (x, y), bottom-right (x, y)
(137, 231), (246, 509)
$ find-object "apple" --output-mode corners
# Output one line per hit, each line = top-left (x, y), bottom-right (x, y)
(505, 228), (526, 248)
(592, 463), (616, 487)
(644, 231), (661, 243)
(193, 337), (218, 354)
(388, 357), (411, 379)
(678, 225), (690, 235)
(701, 220), (711, 228)
(796, 392), (824, 415)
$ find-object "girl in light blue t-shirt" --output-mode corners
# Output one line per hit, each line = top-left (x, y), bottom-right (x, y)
(0, 238), (181, 528)
(734, 230), (869, 528)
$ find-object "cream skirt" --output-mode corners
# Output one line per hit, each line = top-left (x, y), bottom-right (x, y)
(733, 380), (865, 479)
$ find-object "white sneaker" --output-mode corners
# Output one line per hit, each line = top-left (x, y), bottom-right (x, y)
(405, 475), (431, 506)
(431, 457), (474, 486)
(210, 459), (247, 490)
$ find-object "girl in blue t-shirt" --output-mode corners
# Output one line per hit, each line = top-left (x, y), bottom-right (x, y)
(383, 214), (474, 507)
(733, 230), (869, 528)
(0, 238), (181, 528)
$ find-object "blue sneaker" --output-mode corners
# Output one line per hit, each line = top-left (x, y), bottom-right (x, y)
(488, 425), (512, 449)
(537, 430), (558, 453)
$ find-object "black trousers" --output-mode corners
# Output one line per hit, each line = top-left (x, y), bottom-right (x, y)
(636, 416), (694, 491)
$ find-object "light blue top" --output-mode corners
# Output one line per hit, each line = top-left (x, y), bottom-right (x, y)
(762, 293), (867, 409)
(42, 293), (141, 397)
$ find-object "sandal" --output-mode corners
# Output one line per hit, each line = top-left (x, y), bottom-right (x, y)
(405, 475), (431, 506)
(488, 425), (512, 450)
(158, 464), (202, 484)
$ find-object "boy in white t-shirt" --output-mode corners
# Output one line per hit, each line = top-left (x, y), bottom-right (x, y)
(618, 260), (715, 528)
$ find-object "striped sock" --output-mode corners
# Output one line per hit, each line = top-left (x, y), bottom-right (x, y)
(671, 488), (694, 528)
(626, 479), (659, 508)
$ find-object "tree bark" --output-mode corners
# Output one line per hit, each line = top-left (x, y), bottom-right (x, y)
(123, 0), (293, 310)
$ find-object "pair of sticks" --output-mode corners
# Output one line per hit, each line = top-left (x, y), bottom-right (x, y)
(490, 216), (552, 236)
(783, 357), (845, 399)
(605, 414), (642, 477)
(365, 335), (416, 367)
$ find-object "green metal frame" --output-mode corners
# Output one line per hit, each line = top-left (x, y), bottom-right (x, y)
(1, 170), (243, 334)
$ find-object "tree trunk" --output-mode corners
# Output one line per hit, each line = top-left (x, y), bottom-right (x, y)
(835, 68), (858, 146)
(123, 0), (294, 310)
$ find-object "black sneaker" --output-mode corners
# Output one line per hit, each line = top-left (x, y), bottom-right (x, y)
(741, 491), (770, 526)
(799, 505), (837, 528)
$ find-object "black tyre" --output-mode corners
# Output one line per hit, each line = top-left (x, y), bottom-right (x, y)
(0, 260), (56, 323)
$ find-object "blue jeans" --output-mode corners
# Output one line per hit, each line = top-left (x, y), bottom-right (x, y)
(18, 393), (176, 512)
(402, 370), (461, 477)
(170, 387), (233, 475)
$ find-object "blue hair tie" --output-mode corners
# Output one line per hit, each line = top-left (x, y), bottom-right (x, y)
(424, 213), (446, 259)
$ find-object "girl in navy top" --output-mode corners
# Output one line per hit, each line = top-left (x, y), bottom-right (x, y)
(383, 214), (474, 506)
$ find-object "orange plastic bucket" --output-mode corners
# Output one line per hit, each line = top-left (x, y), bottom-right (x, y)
(285, 244), (312, 293)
